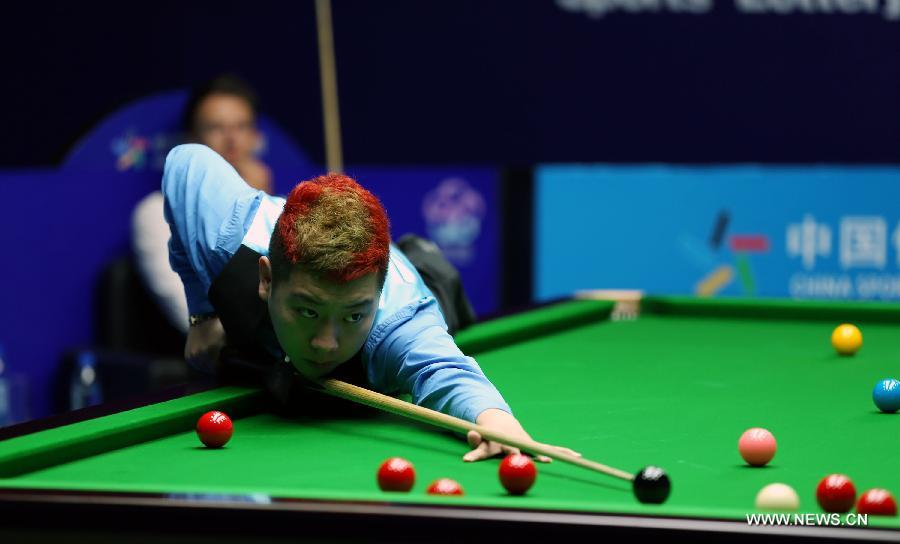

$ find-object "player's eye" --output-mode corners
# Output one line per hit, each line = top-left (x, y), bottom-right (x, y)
(298, 308), (318, 319)
(345, 313), (363, 323)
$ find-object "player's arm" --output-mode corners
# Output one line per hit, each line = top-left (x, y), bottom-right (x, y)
(161, 144), (262, 371)
(368, 302), (581, 462)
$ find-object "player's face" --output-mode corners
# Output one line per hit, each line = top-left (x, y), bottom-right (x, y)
(193, 94), (259, 170)
(259, 258), (380, 380)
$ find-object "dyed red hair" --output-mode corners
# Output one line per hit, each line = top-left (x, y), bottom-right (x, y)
(269, 173), (390, 283)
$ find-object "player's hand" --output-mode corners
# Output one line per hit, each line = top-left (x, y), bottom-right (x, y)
(464, 408), (582, 463)
(185, 317), (226, 374)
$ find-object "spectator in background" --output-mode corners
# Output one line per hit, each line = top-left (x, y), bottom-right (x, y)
(182, 75), (272, 191)
(132, 75), (272, 333)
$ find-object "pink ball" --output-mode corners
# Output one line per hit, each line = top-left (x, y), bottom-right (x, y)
(739, 428), (777, 466)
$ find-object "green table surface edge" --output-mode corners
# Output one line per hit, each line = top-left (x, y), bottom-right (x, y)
(0, 387), (265, 477)
(454, 299), (614, 353)
(644, 295), (900, 323)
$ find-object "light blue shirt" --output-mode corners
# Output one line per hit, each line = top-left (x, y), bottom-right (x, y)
(162, 144), (511, 422)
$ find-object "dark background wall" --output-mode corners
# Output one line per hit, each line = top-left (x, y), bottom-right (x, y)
(5, 1), (900, 168)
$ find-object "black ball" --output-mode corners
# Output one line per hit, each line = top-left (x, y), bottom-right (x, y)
(633, 466), (671, 504)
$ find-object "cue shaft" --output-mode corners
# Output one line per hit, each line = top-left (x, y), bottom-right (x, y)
(316, 378), (634, 482)
(315, 0), (344, 173)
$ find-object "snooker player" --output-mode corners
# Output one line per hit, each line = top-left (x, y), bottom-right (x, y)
(163, 144), (579, 463)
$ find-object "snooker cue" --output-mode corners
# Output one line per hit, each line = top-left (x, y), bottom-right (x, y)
(315, 0), (344, 173)
(315, 378), (634, 482)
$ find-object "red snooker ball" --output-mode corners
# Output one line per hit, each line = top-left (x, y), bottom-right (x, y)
(196, 410), (233, 448)
(816, 474), (856, 513)
(377, 457), (416, 492)
(856, 489), (898, 516)
(499, 454), (537, 495)
(426, 478), (464, 496)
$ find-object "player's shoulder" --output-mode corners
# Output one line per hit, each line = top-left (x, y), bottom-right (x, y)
(364, 295), (446, 359)
(387, 244), (420, 285)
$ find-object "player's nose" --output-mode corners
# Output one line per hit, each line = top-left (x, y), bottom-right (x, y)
(310, 323), (339, 352)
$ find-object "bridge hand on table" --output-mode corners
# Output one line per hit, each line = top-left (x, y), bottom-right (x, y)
(462, 409), (582, 463)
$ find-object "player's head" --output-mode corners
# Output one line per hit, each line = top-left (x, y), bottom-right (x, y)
(259, 173), (390, 379)
(183, 75), (266, 188)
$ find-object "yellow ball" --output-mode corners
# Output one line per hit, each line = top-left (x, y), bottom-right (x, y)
(831, 324), (862, 356)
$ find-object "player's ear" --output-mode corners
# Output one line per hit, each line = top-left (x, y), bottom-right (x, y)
(258, 256), (273, 302)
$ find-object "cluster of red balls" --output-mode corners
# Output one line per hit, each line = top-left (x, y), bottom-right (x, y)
(816, 474), (897, 516)
(377, 454), (537, 496)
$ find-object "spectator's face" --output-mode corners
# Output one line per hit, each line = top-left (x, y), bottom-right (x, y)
(193, 93), (259, 167)
(258, 258), (379, 380)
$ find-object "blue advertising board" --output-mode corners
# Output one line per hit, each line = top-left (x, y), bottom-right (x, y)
(536, 165), (900, 302)
(0, 170), (160, 423)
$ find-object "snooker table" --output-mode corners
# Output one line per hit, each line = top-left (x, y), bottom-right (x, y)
(1, 297), (900, 543)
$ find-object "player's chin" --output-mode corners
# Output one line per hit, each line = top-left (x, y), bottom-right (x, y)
(286, 359), (319, 380)
(295, 360), (338, 380)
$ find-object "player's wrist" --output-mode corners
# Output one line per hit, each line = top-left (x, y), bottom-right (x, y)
(189, 312), (219, 327)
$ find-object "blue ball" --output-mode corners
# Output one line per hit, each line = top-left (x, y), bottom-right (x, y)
(873, 378), (900, 413)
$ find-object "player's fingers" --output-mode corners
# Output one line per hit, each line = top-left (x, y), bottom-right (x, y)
(488, 440), (505, 458)
(543, 444), (582, 458)
(500, 444), (521, 457)
(463, 440), (492, 462)
(532, 445), (581, 463)
(467, 430), (482, 448)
